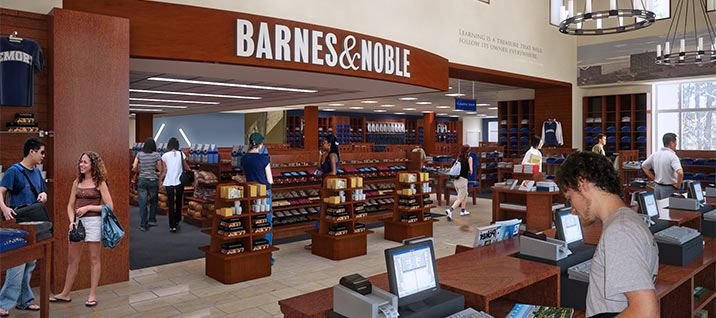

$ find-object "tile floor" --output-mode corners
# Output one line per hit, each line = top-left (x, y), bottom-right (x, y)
(12, 195), (494, 318)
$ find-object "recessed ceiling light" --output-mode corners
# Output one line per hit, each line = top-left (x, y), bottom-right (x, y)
(488, 107), (498, 110)
(130, 108), (163, 112)
(398, 97), (417, 101)
(130, 89), (260, 100)
(477, 103), (491, 106)
(466, 111), (477, 114)
(477, 114), (486, 116)
(361, 100), (377, 104)
(129, 98), (218, 105)
(381, 104), (395, 107)
(328, 103), (344, 106)
(450, 115), (460, 118)
(349, 106), (364, 110)
(403, 108), (416, 111)
(147, 77), (317, 93)
(421, 111), (433, 114)
(129, 104), (188, 109)
(445, 93), (466, 97)
(436, 105), (450, 109)
(448, 86), (453, 89)
(323, 108), (336, 111)
(374, 109), (387, 113)
(453, 109), (463, 112)
(437, 113), (448, 116)
(394, 112), (406, 115)
(416, 101), (432, 105)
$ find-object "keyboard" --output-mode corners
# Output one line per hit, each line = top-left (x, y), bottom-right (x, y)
(445, 308), (494, 318)
(704, 210), (716, 221)
(654, 226), (701, 245)
(567, 259), (592, 283)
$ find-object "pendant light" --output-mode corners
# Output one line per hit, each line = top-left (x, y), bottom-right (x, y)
(559, 0), (656, 35)
(655, 0), (716, 65)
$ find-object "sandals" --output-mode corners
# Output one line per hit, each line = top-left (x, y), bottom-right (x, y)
(49, 296), (72, 303)
(0, 309), (8, 317)
(15, 304), (40, 311)
(85, 299), (98, 307)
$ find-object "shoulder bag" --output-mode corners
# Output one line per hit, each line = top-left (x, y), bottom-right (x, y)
(179, 153), (195, 186)
(11, 164), (50, 223)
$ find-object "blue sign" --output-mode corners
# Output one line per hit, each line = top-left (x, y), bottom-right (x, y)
(455, 98), (477, 111)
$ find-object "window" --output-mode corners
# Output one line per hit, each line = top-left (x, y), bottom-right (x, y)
(488, 121), (498, 142)
(708, 0), (715, 12)
(655, 80), (716, 151)
(650, 0), (671, 20)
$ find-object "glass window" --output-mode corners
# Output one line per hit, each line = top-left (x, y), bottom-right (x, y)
(655, 79), (716, 151)
(651, 0), (671, 20)
(488, 121), (498, 142)
(708, 0), (715, 11)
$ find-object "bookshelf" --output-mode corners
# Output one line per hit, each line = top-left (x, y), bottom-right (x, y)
(382, 172), (437, 243)
(199, 182), (278, 284)
(498, 100), (535, 159)
(472, 145), (504, 193)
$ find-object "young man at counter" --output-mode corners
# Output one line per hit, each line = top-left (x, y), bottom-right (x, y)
(555, 152), (659, 318)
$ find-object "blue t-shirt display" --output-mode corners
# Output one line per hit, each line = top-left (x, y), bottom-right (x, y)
(0, 164), (47, 208)
(0, 37), (44, 106)
(241, 153), (271, 188)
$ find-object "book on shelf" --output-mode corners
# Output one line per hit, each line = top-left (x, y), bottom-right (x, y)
(473, 219), (522, 247)
(505, 303), (573, 318)
(518, 180), (536, 191)
(499, 203), (527, 211)
(551, 203), (565, 210)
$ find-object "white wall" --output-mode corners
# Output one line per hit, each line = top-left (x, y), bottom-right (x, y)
(462, 117), (482, 147)
(0, 0), (61, 14)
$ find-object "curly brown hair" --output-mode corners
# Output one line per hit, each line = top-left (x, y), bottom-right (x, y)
(555, 151), (622, 196)
(77, 151), (108, 187)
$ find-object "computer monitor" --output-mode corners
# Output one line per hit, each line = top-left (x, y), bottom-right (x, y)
(688, 182), (705, 204)
(385, 240), (440, 308)
(554, 209), (584, 245)
(637, 192), (659, 218)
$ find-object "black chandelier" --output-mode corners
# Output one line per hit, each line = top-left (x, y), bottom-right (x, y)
(655, 0), (716, 65)
(559, 0), (656, 35)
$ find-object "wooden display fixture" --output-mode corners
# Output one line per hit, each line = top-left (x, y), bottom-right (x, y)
(383, 172), (438, 243)
(583, 93), (650, 160)
(471, 145), (504, 193)
(199, 182), (278, 284)
(307, 176), (373, 260)
(497, 100), (535, 159)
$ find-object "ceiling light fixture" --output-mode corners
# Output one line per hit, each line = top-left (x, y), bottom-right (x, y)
(129, 98), (219, 104)
(437, 113), (448, 116)
(147, 77), (317, 93)
(477, 114), (487, 116)
(374, 109), (387, 113)
(349, 106), (364, 109)
(444, 93), (466, 97)
(488, 107), (498, 110)
(328, 103), (344, 106)
(559, 0), (656, 36)
(655, 0), (716, 65)
(361, 100), (378, 104)
(422, 111), (433, 114)
(398, 97), (417, 100)
(178, 128), (192, 147)
(394, 112), (406, 115)
(436, 105), (450, 109)
(450, 115), (460, 118)
(130, 89), (260, 100)
(403, 107), (417, 111)
(453, 109), (463, 112)
(381, 104), (395, 107)
(477, 103), (491, 106)
(416, 101), (432, 105)
(130, 108), (163, 112)
(129, 103), (188, 109)
(154, 123), (165, 140)
(323, 108), (336, 111)
(466, 111), (477, 115)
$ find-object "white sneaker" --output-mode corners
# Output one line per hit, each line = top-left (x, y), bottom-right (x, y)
(446, 209), (453, 221)
(460, 210), (470, 216)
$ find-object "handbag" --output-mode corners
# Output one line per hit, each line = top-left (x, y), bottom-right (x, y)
(68, 220), (85, 242)
(179, 153), (194, 186)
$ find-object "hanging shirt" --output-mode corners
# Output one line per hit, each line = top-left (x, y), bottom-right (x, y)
(541, 120), (564, 147)
(0, 37), (44, 106)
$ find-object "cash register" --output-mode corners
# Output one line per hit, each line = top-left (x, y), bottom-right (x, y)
(635, 191), (669, 233)
(331, 239), (465, 318)
(668, 181), (713, 213)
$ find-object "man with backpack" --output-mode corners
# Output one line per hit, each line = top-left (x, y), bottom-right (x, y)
(0, 137), (47, 316)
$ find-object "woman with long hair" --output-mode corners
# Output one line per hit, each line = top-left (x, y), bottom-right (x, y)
(160, 137), (190, 233)
(50, 151), (113, 307)
(446, 144), (473, 221)
(132, 137), (161, 231)
(305, 134), (340, 250)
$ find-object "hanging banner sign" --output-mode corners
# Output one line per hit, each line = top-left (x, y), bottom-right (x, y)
(455, 98), (477, 111)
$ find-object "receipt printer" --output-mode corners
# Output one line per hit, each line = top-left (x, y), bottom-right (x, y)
(669, 196), (701, 211)
(707, 186), (716, 198)
(334, 274), (398, 318)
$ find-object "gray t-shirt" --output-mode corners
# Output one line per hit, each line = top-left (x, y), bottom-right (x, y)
(586, 207), (659, 317)
(136, 152), (161, 180)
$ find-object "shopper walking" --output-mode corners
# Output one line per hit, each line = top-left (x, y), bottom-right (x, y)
(556, 151), (659, 317)
(161, 137), (190, 233)
(305, 135), (340, 250)
(445, 144), (473, 221)
(0, 137), (47, 316)
(521, 137), (543, 172)
(241, 133), (275, 262)
(49, 151), (113, 308)
(132, 137), (162, 231)
(641, 133), (683, 200)
(592, 134), (606, 156)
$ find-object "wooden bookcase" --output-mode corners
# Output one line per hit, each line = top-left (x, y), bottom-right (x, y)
(383, 172), (437, 243)
(583, 93), (650, 160)
(498, 100), (535, 159)
(199, 182), (278, 284)
(307, 176), (374, 260)
(286, 115), (304, 148)
(471, 145), (504, 193)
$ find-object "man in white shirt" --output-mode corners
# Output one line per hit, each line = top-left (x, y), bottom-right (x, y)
(641, 133), (683, 200)
(522, 137), (543, 173)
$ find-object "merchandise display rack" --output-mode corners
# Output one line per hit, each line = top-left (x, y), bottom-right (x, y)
(498, 99), (535, 159)
(676, 150), (716, 187)
(382, 172), (437, 243)
(307, 176), (374, 260)
(583, 93), (650, 160)
(472, 145), (504, 193)
(199, 182), (278, 284)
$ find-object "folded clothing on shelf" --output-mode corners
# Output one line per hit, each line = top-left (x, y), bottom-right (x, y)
(509, 128), (518, 133)
(606, 126), (616, 132)
(709, 159), (716, 166)
(499, 128), (507, 133)
(592, 127), (602, 132)
(585, 127), (592, 132)
(693, 159), (707, 165)
(510, 137), (517, 142)
(585, 137), (593, 142)
(606, 146), (616, 151)
(620, 136), (631, 142)
(621, 126), (631, 131)
(636, 126), (647, 132)
(621, 145), (631, 150)
(585, 117), (594, 123)
(520, 128), (529, 133)
(636, 136), (647, 142)
(681, 158), (694, 165)
(607, 136), (616, 142)
(621, 116), (631, 122)
(521, 119), (529, 125)
(519, 137), (528, 142)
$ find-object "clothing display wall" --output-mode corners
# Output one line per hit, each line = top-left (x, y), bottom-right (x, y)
(541, 119), (563, 147)
(0, 36), (43, 106)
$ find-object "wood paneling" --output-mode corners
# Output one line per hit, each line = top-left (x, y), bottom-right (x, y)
(135, 113), (153, 143)
(50, 8), (130, 293)
(423, 112), (436, 155)
(63, 0), (449, 91)
(535, 86), (572, 148)
(304, 106), (318, 151)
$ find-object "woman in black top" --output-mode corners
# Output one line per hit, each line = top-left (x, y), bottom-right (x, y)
(305, 135), (339, 250)
(446, 144), (473, 221)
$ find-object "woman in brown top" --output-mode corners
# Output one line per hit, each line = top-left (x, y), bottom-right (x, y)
(49, 151), (113, 307)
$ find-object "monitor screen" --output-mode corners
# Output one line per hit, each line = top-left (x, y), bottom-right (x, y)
(558, 211), (583, 244)
(641, 193), (659, 217)
(385, 241), (439, 306)
(691, 182), (705, 203)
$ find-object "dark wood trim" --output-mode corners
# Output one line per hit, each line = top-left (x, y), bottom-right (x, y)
(135, 113), (154, 143)
(448, 63), (571, 89)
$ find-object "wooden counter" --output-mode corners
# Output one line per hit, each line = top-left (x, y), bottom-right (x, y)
(491, 186), (564, 231)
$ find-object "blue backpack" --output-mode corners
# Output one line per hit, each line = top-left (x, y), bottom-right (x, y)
(101, 204), (124, 248)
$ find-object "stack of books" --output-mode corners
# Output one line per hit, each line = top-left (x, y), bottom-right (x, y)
(536, 181), (559, 192)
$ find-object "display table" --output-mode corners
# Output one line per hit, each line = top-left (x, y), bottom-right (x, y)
(491, 187), (564, 231)
(0, 222), (54, 318)
(431, 173), (450, 206)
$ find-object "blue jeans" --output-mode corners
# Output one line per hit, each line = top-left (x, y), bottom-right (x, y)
(137, 178), (159, 228)
(0, 261), (36, 311)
